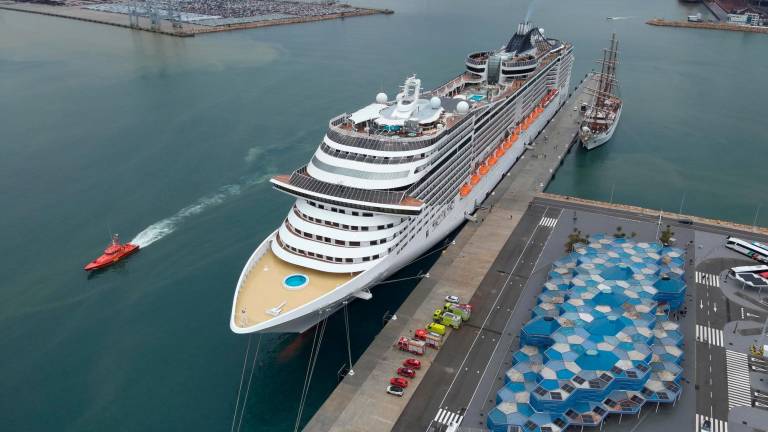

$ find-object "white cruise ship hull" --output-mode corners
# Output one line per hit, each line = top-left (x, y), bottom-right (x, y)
(229, 91), (567, 334)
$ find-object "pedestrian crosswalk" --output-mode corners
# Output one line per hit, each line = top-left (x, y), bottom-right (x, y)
(696, 324), (724, 347)
(695, 271), (720, 287)
(539, 216), (558, 228)
(695, 414), (728, 432)
(725, 349), (752, 408)
(433, 408), (464, 427)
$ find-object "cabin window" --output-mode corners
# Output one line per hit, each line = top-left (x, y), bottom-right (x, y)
(349, 241), (360, 247)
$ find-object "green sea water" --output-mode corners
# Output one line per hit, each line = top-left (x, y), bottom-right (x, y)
(1, 0), (765, 430)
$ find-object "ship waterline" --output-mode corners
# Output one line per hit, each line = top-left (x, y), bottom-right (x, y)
(230, 22), (574, 334)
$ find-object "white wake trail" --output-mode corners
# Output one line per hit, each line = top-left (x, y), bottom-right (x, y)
(130, 175), (269, 248)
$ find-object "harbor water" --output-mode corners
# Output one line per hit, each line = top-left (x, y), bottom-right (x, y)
(1, 0), (766, 430)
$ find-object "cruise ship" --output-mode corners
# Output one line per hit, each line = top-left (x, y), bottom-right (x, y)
(230, 22), (574, 334)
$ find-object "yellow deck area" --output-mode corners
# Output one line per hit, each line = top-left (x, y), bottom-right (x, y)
(233, 248), (354, 328)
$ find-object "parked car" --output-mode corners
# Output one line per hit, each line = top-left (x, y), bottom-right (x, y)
(403, 358), (422, 369)
(390, 377), (408, 388)
(445, 295), (460, 304)
(397, 367), (416, 378)
(386, 385), (404, 397)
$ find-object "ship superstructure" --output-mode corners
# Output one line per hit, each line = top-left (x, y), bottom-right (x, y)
(230, 22), (574, 334)
(580, 33), (622, 150)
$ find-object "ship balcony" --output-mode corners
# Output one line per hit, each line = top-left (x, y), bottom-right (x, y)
(466, 51), (491, 65)
(270, 168), (423, 215)
(501, 57), (538, 72)
(327, 113), (473, 153)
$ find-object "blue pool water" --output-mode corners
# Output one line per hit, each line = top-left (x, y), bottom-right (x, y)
(284, 274), (308, 288)
(468, 94), (485, 102)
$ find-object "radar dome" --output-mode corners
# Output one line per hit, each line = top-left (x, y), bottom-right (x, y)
(429, 96), (441, 109)
(456, 101), (470, 114)
(376, 92), (388, 104)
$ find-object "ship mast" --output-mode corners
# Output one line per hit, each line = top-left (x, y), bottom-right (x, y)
(595, 33), (619, 110)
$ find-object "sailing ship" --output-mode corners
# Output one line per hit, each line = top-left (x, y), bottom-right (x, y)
(580, 33), (622, 150)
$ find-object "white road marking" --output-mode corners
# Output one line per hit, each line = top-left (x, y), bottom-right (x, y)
(725, 350), (752, 408)
(433, 408), (464, 426)
(696, 414), (727, 432)
(538, 216), (558, 228)
(696, 324), (724, 347)
(696, 271), (720, 288)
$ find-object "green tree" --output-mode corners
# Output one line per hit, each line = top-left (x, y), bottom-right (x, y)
(566, 228), (589, 252)
(659, 225), (674, 246)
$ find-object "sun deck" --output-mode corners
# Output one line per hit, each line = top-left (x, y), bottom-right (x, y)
(233, 247), (354, 328)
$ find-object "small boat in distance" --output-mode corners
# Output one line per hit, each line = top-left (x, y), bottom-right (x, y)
(84, 234), (139, 271)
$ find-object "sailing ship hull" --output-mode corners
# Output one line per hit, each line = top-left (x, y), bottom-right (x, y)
(581, 104), (621, 150)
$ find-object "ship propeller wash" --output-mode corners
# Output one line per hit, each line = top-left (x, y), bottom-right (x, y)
(230, 22), (574, 334)
(580, 33), (622, 150)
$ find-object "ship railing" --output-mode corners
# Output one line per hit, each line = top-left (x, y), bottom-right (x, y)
(501, 58), (538, 69)
(327, 114), (475, 153)
(319, 142), (430, 165)
(465, 53), (490, 65)
(274, 168), (423, 214)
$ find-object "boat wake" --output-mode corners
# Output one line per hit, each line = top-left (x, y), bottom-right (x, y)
(131, 174), (270, 248)
(606, 16), (636, 20)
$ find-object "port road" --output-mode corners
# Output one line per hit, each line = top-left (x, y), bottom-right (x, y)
(392, 204), (562, 432)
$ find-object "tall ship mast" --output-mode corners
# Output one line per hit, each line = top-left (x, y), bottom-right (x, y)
(580, 33), (622, 150)
(230, 22), (574, 334)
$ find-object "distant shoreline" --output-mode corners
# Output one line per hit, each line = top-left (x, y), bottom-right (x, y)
(647, 18), (768, 34)
(0, 1), (393, 37)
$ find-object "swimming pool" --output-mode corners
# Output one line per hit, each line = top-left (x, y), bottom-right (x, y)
(283, 274), (309, 290)
(468, 94), (485, 102)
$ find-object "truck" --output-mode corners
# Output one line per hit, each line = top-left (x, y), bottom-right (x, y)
(444, 302), (471, 321)
(396, 336), (426, 355)
(433, 309), (462, 329)
(426, 322), (446, 335)
(415, 328), (443, 349)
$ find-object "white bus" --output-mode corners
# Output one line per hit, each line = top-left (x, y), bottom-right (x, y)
(725, 237), (768, 264)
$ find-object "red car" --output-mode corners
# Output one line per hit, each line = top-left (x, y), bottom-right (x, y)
(403, 358), (422, 369)
(390, 377), (408, 388)
(397, 367), (416, 378)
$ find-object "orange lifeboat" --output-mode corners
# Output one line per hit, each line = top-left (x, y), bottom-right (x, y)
(479, 164), (490, 175)
(495, 147), (505, 157)
(460, 184), (472, 197)
(470, 174), (481, 185)
(503, 139), (512, 150)
(488, 155), (498, 166)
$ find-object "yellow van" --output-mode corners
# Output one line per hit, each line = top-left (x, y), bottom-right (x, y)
(426, 322), (446, 335)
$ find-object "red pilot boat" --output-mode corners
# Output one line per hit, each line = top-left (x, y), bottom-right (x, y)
(84, 234), (139, 271)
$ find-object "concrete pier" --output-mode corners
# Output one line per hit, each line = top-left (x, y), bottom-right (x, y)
(303, 75), (595, 432)
(0, 2), (392, 37)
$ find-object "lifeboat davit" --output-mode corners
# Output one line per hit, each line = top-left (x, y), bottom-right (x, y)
(84, 234), (139, 271)
(470, 174), (481, 185)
